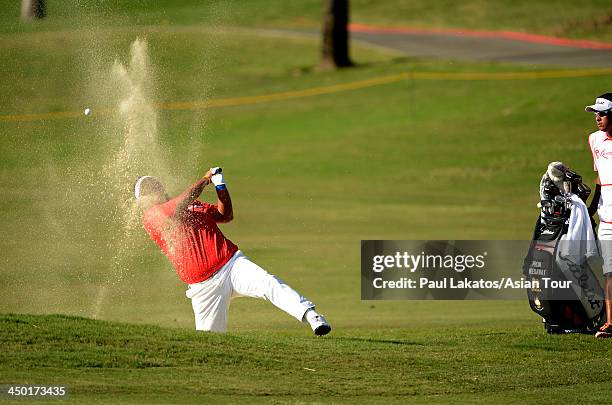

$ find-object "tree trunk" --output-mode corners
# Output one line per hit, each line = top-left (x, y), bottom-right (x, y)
(321, 0), (353, 69)
(21, 0), (46, 21)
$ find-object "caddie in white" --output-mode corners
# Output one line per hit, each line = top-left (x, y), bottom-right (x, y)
(585, 93), (612, 338)
(134, 167), (331, 336)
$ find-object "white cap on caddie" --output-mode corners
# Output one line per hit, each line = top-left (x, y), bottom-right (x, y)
(585, 95), (612, 113)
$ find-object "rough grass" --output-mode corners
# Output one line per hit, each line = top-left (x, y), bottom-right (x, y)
(1, 314), (610, 404)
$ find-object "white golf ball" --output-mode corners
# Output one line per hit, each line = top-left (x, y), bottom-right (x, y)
(84, 108), (92, 116)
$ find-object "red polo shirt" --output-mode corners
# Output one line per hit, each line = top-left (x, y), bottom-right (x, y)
(143, 196), (238, 284)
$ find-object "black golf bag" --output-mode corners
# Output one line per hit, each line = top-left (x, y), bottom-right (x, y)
(523, 164), (606, 334)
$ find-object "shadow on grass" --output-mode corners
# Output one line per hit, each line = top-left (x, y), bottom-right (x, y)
(334, 336), (424, 346)
(288, 56), (418, 76)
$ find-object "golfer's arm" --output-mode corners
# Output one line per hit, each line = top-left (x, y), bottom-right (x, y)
(589, 176), (601, 217)
(175, 177), (211, 214)
(214, 187), (233, 223)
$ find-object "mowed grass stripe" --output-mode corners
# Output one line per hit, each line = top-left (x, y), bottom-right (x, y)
(2, 67), (612, 123)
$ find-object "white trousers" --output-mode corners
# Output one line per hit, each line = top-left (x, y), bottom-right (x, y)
(598, 222), (612, 275)
(185, 251), (314, 332)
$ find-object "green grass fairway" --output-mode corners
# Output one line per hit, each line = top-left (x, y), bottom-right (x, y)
(2, 314), (611, 404)
(1, 1), (611, 403)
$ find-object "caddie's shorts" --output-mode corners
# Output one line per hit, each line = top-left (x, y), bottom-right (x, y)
(597, 222), (612, 275)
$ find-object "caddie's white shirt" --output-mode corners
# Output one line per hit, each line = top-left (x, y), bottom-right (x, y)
(589, 130), (612, 222)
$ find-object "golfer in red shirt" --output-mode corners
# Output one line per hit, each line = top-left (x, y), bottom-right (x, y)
(135, 167), (331, 335)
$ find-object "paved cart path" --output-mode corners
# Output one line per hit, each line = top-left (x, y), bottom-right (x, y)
(348, 23), (612, 67)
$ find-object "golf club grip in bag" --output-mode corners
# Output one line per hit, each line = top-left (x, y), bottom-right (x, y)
(523, 219), (604, 333)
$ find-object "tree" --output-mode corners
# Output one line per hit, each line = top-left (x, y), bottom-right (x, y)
(321, 0), (353, 69)
(21, 0), (46, 21)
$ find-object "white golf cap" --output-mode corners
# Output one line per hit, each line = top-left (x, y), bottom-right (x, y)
(585, 94), (612, 113)
(134, 175), (154, 199)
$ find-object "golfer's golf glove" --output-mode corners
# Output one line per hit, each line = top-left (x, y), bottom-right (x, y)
(210, 167), (225, 188)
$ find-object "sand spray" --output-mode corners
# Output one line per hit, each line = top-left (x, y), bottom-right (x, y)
(91, 38), (172, 318)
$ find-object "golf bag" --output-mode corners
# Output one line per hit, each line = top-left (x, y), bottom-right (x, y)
(523, 163), (606, 334)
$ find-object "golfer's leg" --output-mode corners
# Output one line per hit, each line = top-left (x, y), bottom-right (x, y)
(185, 270), (232, 332)
(229, 255), (314, 321)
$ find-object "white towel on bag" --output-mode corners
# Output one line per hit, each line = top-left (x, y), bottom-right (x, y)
(558, 194), (599, 264)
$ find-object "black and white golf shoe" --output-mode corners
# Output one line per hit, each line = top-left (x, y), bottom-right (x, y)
(304, 310), (331, 336)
